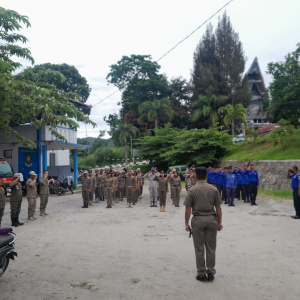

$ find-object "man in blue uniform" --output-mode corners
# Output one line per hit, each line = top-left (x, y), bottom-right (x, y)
(287, 166), (300, 219)
(248, 164), (259, 206)
(216, 168), (223, 197)
(241, 166), (250, 203)
(233, 167), (243, 200)
(225, 167), (236, 206)
(222, 167), (228, 204)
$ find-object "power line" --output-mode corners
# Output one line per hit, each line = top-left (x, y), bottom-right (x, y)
(92, 0), (234, 108)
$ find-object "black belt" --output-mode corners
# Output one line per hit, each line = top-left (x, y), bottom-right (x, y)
(193, 214), (216, 217)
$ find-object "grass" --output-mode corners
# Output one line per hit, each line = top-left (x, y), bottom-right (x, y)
(258, 189), (291, 199)
(220, 129), (300, 161)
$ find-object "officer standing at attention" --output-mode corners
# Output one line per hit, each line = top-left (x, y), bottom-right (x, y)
(0, 180), (6, 227)
(88, 170), (95, 206)
(248, 164), (259, 206)
(241, 166), (250, 203)
(184, 167), (223, 283)
(167, 171), (182, 207)
(104, 172), (114, 208)
(124, 170), (136, 208)
(9, 174), (24, 226)
(225, 167), (237, 207)
(78, 170), (92, 208)
(154, 171), (169, 212)
(39, 170), (50, 217)
(143, 167), (160, 207)
(287, 166), (300, 219)
(94, 169), (101, 203)
(26, 171), (39, 221)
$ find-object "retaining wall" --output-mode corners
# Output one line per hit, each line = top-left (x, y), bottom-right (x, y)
(218, 160), (300, 190)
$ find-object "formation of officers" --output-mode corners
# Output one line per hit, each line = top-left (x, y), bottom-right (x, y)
(0, 170), (51, 228)
(78, 166), (184, 212)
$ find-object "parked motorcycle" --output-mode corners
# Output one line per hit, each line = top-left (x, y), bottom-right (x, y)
(56, 177), (73, 196)
(0, 227), (18, 278)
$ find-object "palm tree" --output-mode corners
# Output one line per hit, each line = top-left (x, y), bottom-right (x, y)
(191, 94), (225, 127)
(217, 103), (247, 135)
(138, 98), (173, 129)
(118, 123), (139, 163)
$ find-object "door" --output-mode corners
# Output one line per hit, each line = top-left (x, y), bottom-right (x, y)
(18, 147), (38, 178)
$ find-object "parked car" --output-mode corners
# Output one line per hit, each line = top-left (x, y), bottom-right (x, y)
(0, 158), (15, 196)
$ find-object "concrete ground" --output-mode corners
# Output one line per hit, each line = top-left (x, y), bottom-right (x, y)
(0, 183), (300, 300)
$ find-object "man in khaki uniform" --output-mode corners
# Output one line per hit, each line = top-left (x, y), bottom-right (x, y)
(94, 169), (100, 203)
(167, 171), (182, 207)
(99, 169), (106, 201)
(39, 170), (50, 216)
(0, 180), (6, 227)
(9, 174), (24, 226)
(154, 171), (169, 212)
(88, 170), (95, 206)
(26, 171), (39, 221)
(78, 170), (92, 208)
(184, 167), (223, 283)
(125, 170), (136, 208)
(104, 173), (114, 208)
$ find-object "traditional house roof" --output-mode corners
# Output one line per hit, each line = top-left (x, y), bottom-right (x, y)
(255, 124), (280, 134)
(68, 98), (92, 109)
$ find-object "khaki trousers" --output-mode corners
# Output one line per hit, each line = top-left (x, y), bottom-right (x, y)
(82, 189), (89, 205)
(10, 201), (22, 218)
(158, 190), (167, 206)
(39, 194), (48, 211)
(191, 215), (218, 276)
(105, 188), (112, 205)
(27, 198), (37, 218)
(171, 186), (181, 205)
(126, 187), (134, 203)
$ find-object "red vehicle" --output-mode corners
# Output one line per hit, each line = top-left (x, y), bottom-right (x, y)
(0, 158), (15, 196)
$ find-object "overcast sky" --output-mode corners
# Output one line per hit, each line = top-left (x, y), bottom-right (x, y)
(3, 0), (300, 138)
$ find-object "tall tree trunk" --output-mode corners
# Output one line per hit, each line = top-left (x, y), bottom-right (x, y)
(232, 117), (234, 135)
(124, 143), (128, 163)
(155, 117), (158, 129)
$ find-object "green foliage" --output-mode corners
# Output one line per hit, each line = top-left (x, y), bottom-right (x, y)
(78, 147), (126, 170)
(218, 103), (247, 135)
(221, 129), (300, 161)
(267, 44), (300, 126)
(0, 6), (34, 71)
(137, 124), (231, 166)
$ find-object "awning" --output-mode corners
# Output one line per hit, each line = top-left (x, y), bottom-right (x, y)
(43, 141), (92, 151)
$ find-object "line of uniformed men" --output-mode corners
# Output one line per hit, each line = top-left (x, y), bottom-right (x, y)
(78, 168), (144, 209)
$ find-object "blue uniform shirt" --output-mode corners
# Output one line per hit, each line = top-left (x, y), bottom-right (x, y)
(233, 170), (243, 185)
(248, 170), (259, 185)
(216, 172), (223, 185)
(225, 173), (237, 188)
(241, 170), (249, 185)
(289, 172), (300, 189)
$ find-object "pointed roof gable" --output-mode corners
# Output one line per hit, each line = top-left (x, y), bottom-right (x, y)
(246, 57), (266, 94)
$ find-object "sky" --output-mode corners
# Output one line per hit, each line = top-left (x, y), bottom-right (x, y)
(2, 0), (300, 138)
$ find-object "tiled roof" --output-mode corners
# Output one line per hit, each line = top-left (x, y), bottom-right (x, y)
(255, 124), (280, 134)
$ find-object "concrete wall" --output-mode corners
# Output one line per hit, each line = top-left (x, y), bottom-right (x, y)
(219, 160), (300, 190)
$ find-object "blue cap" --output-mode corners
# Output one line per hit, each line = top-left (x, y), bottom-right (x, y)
(151, 167), (156, 171)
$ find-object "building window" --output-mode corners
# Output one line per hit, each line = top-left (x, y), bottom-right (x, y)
(4, 149), (12, 158)
(49, 153), (56, 166)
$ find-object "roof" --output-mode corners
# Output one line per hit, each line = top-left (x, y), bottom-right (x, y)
(68, 98), (92, 109)
(44, 141), (92, 150)
(255, 124), (280, 134)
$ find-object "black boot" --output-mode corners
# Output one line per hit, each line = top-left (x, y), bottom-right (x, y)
(11, 217), (19, 227)
(17, 216), (24, 225)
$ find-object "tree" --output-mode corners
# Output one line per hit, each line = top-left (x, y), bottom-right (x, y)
(106, 55), (168, 129)
(16, 63), (91, 103)
(191, 12), (250, 113)
(0, 6), (34, 71)
(191, 94), (227, 128)
(138, 98), (173, 129)
(0, 7), (95, 145)
(267, 44), (300, 126)
(117, 123), (139, 163)
(218, 104), (247, 135)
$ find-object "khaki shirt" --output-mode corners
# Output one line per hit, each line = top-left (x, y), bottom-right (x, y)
(169, 176), (181, 187)
(126, 176), (136, 188)
(0, 186), (5, 209)
(154, 176), (169, 192)
(9, 180), (23, 201)
(89, 175), (95, 190)
(26, 178), (38, 199)
(104, 178), (113, 188)
(95, 175), (102, 188)
(184, 181), (222, 216)
(80, 177), (92, 191)
(39, 177), (49, 195)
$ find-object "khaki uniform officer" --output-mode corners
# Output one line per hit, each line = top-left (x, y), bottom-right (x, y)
(10, 174), (24, 226)
(167, 171), (182, 207)
(104, 173), (114, 208)
(94, 169), (101, 203)
(184, 167), (223, 283)
(26, 171), (38, 221)
(78, 170), (92, 208)
(154, 171), (169, 212)
(100, 170), (106, 201)
(39, 170), (50, 217)
(0, 180), (6, 227)
(116, 173), (125, 202)
(124, 170), (136, 208)
(88, 170), (95, 206)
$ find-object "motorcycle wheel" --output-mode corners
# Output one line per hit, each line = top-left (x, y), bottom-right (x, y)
(0, 256), (9, 277)
(57, 187), (65, 196)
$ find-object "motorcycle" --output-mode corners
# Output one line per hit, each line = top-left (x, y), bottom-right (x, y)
(56, 177), (73, 196)
(0, 227), (18, 278)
